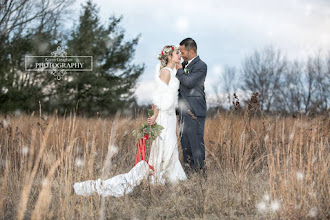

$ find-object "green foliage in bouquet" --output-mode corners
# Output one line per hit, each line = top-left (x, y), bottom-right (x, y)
(132, 109), (164, 141)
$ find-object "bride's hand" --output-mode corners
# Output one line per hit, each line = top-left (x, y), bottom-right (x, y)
(176, 62), (182, 70)
(147, 115), (156, 126)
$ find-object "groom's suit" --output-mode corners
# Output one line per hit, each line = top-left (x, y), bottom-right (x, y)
(176, 56), (207, 170)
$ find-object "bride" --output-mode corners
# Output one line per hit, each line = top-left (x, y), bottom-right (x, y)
(73, 45), (187, 197)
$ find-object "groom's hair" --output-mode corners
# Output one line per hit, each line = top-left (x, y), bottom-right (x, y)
(180, 38), (197, 53)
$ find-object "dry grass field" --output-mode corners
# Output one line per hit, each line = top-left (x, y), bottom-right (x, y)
(0, 110), (329, 219)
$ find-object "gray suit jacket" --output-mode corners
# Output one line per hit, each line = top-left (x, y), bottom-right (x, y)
(176, 56), (207, 117)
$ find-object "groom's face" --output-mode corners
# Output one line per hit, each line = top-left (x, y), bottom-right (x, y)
(179, 45), (189, 62)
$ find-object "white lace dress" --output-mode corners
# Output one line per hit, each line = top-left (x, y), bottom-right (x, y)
(73, 66), (187, 197)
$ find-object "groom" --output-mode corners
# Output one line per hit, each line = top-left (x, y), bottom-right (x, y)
(176, 38), (207, 173)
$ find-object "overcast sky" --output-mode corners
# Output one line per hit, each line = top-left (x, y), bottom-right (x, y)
(72, 0), (330, 105)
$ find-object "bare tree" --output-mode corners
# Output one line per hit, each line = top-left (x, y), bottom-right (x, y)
(0, 0), (73, 37)
(316, 52), (330, 111)
(212, 82), (226, 107)
(326, 52), (330, 109)
(222, 66), (237, 107)
(241, 46), (287, 112)
(0, 0), (74, 112)
(212, 65), (237, 109)
(279, 61), (304, 113)
(304, 57), (315, 113)
(303, 53), (329, 113)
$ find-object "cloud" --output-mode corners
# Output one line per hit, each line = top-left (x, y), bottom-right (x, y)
(175, 17), (189, 32)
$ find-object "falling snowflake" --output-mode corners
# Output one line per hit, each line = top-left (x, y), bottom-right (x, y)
(312, 156), (317, 164)
(263, 194), (270, 202)
(1, 87), (8, 94)
(264, 135), (269, 142)
(270, 200), (281, 212)
(22, 146), (29, 156)
(42, 178), (49, 187)
(296, 171), (304, 181)
(109, 145), (119, 156)
(308, 207), (317, 218)
(256, 201), (267, 212)
(75, 158), (85, 167)
(14, 109), (21, 116)
(1, 119), (9, 128)
(289, 132), (294, 140)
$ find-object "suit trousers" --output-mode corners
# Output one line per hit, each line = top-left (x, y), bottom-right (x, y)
(179, 111), (205, 170)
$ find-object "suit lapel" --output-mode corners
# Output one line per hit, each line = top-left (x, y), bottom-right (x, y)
(186, 56), (200, 69)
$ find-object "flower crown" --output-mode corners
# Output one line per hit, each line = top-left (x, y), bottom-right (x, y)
(157, 45), (179, 60)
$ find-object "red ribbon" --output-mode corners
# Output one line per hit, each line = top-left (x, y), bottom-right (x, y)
(135, 134), (155, 171)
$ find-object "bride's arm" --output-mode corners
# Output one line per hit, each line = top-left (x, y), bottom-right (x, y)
(147, 104), (159, 125)
(148, 69), (171, 125)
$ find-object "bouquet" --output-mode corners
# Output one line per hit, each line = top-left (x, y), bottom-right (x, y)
(132, 108), (164, 171)
(132, 109), (164, 141)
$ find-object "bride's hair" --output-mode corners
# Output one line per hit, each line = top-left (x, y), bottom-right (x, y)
(158, 45), (178, 70)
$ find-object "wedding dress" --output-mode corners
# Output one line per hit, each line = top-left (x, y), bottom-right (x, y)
(73, 66), (187, 197)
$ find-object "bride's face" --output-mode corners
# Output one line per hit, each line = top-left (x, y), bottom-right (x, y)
(170, 49), (181, 64)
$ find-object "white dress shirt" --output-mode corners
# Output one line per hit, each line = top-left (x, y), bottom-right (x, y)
(186, 56), (197, 68)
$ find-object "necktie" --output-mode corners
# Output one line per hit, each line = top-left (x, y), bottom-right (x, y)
(182, 61), (188, 69)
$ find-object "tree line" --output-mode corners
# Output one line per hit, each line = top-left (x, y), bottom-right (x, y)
(213, 47), (330, 115)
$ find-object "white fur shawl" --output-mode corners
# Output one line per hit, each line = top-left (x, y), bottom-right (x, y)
(152, 66), (178, 114)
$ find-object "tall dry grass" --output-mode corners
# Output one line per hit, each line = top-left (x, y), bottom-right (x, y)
(0, 110), (329, 219)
